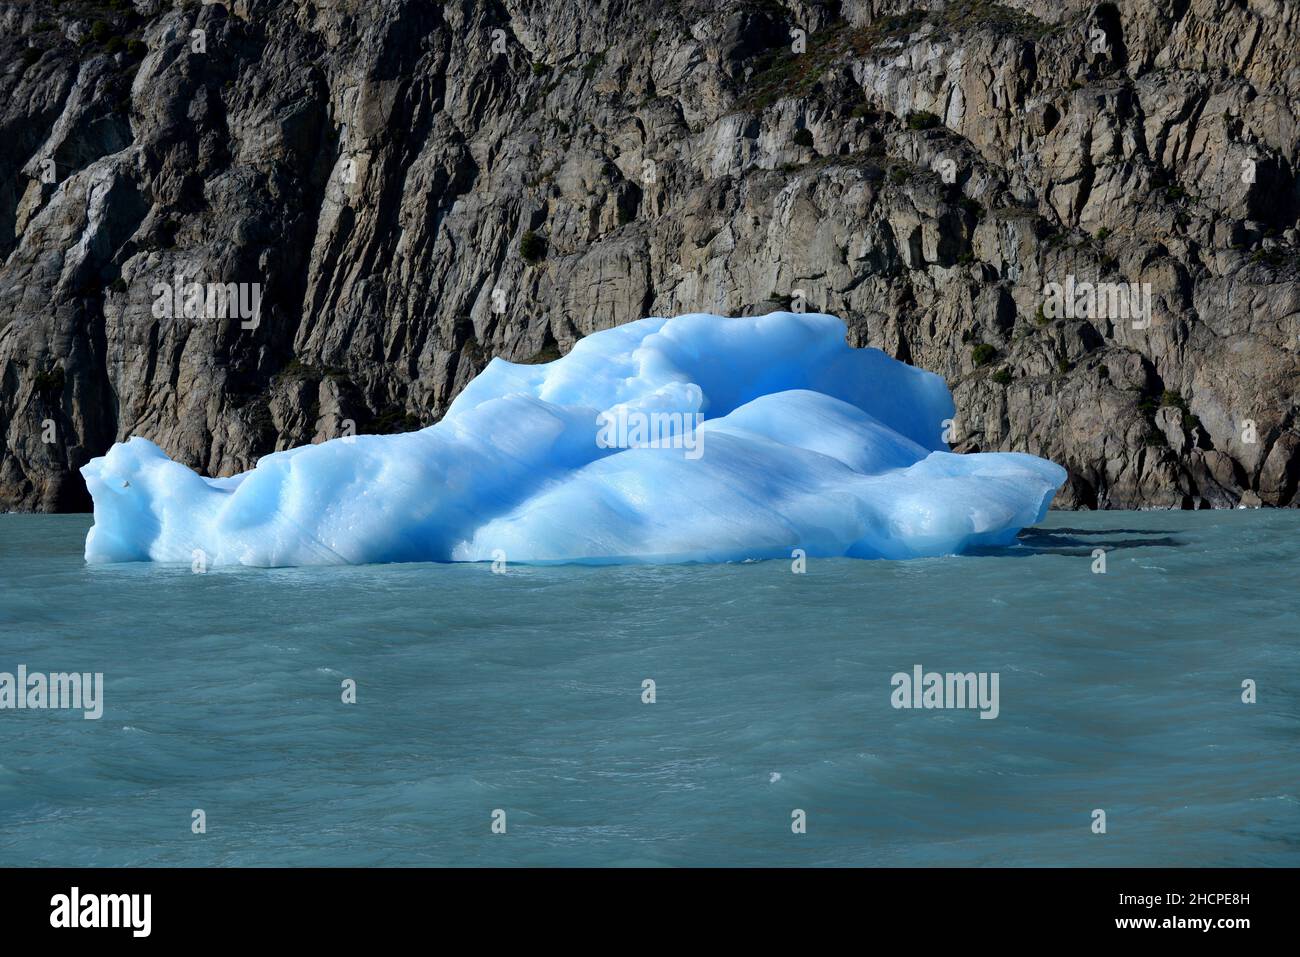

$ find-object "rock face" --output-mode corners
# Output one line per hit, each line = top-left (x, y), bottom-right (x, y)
(1, 0), (1297, 512)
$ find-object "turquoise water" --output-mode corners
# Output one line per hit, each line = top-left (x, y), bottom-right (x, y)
(0, 511), (1296, 866)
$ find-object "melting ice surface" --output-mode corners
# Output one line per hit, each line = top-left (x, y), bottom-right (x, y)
(81, 312), (1066, 566)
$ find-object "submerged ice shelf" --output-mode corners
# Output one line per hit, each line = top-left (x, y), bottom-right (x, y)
(81, 312), (1066, 566)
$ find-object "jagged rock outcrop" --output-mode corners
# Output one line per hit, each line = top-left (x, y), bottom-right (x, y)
(2, 0), (1297, 511)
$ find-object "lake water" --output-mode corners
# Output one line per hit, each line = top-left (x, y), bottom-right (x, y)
(0, 511), (1296, 866)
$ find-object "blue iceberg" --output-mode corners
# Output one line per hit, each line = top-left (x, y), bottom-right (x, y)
(81, 312), (1066, 566)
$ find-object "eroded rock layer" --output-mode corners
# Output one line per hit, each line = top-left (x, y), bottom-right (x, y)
(2, 0), (1298, 511)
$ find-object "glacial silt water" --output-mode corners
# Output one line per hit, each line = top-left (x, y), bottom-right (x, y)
(1, 511), (1296, 866)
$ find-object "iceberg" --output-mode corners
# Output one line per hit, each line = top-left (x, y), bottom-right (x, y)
(81, 312), (1066, 566)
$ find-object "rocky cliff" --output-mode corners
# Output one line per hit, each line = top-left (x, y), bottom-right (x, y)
(2, 0), (1298, 512)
